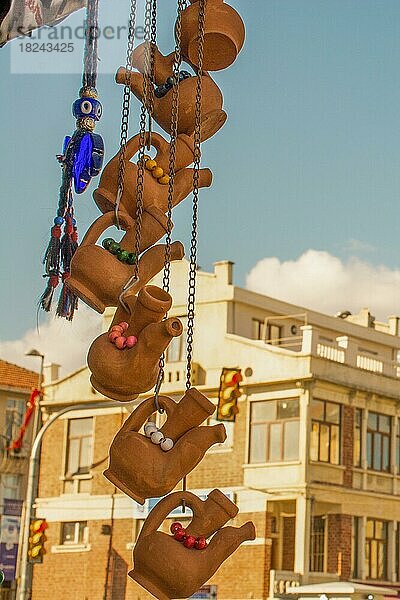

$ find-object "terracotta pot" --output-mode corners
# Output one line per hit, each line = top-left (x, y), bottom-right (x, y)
(88, 286), (183, 401)
(180, 0), (245, 71)
(116, 61), (226, 142)
(93, 131), (212, 218)
(129, 490), (256, 599)
(67, 207), (184, 313)
(103, 389), (225, 503)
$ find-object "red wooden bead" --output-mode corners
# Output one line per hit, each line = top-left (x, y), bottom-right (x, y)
(183, 535), (196, 549)
(170, 522), (183, 534)
(195, 537), (207, 550)
(174, 528), (186, 542)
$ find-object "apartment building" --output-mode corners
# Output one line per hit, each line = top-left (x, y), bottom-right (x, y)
(0, 359), (38, 596)
(31, 260), (400, 599)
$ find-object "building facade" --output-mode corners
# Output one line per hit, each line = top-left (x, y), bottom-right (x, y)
(31, 260), (400, 599)
(0, 359), (38, 596)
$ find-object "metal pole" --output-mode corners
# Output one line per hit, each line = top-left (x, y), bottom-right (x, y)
(17, 400), (120, 600)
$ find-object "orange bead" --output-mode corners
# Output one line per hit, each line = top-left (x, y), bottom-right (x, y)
(152, 166), (164, 179)
(158, 174), (170, 185)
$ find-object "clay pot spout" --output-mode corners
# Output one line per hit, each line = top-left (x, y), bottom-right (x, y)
(88, 313), (183, 402)
(206, 522), (256, 562)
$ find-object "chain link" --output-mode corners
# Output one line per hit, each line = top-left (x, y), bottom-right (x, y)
(154, 0), (186, 406)
(185, 0), (206, 391)
(115, 0), (138, 230)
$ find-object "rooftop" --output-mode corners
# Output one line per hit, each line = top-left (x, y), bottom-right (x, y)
(0, 359), (38, 391)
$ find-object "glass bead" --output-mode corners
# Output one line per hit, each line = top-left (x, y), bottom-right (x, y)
(127, 253), (137, 265)
(54, 216), (64, 225)
(102, 238), (114, 250)
(117, 250), (130, 263)
(109, 242), (120, 255)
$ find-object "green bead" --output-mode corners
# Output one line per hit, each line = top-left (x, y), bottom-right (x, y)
(127, 252), (137, 265)
(109, 242), (121, 255)
(102, 237), (114, 250)
(117, 250), (130, 263)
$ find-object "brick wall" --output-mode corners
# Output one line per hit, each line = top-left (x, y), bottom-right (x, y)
(342, 405), (354, 488)
(327, 514), (352, 579)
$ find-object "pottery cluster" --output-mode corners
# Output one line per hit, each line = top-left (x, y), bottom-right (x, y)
(65, 1), (254, 598)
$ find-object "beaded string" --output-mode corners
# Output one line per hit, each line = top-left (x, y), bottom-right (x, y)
(40, 0), (103, 320)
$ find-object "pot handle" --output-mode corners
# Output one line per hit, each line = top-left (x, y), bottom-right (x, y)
(79, 210), (134, 249)
(139, 491), (207, 537)
(118, 395), (178, 434)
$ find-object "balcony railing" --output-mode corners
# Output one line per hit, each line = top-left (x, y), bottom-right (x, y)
(263, 325), (400, 379)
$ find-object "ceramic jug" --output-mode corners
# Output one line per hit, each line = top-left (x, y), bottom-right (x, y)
(104, 389), (226, 503)
(130, 490), (256, 599)
(88, 286), (183, 401)
(179, 0), (245, 71)
(67, 207), (184, 313)
(93, 131), (212, 218)
(116, 44), (226, 142)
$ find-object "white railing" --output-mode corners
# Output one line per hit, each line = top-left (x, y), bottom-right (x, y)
(356, 354), (384, 373)
(316, 343), (345, 363)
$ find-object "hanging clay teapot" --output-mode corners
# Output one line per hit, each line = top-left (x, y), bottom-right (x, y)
(93, 131), (212, 218)
(130, 490), (256, 600)
(179, 0), (245, 71)
(104, 388), (226, 503)
(88, 285), (183, 401)
(67, 207), (184, 313)
(116, 43), (227, 142)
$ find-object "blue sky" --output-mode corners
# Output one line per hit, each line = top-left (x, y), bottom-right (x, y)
(1, 0), (400, 342)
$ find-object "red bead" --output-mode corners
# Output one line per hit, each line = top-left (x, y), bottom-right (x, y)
(195, 537), (207, 550)
(174, 528), (186, 542)
(49, 275), (59, 288)
(71, 232), (78, 242)
(183, 535), (196, 549)
(61, 272), (70, 282)
(66, 226), (74, 235)
(170, 522), (182, 534)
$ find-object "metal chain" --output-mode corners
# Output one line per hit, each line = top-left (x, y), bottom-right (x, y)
(154, 0), (186, 412)
(133, 0), (156, 280)
(185, 0), (206, 391)
(115, 0), (138, 230)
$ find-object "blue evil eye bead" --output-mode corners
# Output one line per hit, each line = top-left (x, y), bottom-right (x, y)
(54, 216), (64, 225)
(179, 70), (191, 81)
(155, 85), (166, 98)
(72, 97), (103, 122)
(165, 76), (174, 89)
(73, 132), (104, 194)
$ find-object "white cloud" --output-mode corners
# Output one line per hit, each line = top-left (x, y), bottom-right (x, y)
(343, 238), (375, 254)
(246, 250), (400, 319)
(0, 305), (103, 378)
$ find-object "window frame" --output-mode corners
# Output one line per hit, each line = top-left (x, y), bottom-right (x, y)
(248, 399), (300, 464)
(364, 518), (388, 580)
(366, 412), (391, 473)
(354, 408), (362, 467)
(310, 515), (326, 573)
(60, 521), (88, 546)
(310, 399), (341, 465)
(63, 417), (94, 494)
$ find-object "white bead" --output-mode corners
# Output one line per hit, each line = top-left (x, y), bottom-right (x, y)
(151, 431), (164, 445)
(144, 422), (158, 437)
(160, 437), (174, 452)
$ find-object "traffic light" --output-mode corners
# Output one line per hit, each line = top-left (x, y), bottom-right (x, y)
(216, 368), (242, 422)
(28, 519), (48, 563)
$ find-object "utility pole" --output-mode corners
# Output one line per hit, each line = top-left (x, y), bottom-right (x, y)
(17, 400), (120, 600)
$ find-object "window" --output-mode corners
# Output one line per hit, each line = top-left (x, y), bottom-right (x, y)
(64, 418), (93, 493)
(249, 399), (300, 463)
(61, 521), (87, 545)
(5, 398), (25, 444)
(1, 474), (21, 500)
(367, 413), (390, 472)
(354, 408), (362, 467)
(166, 316), (188, 362)
(310, 399), (341, 465)
(252, 319), (264, 340)
(352, 517), (360, 578)
(365, 519), (388, 580)
(266, 323), (282, 346)
(310, 516), (325, 572)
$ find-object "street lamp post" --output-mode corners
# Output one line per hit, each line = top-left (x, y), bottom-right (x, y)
(17, 349), (44, 600)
